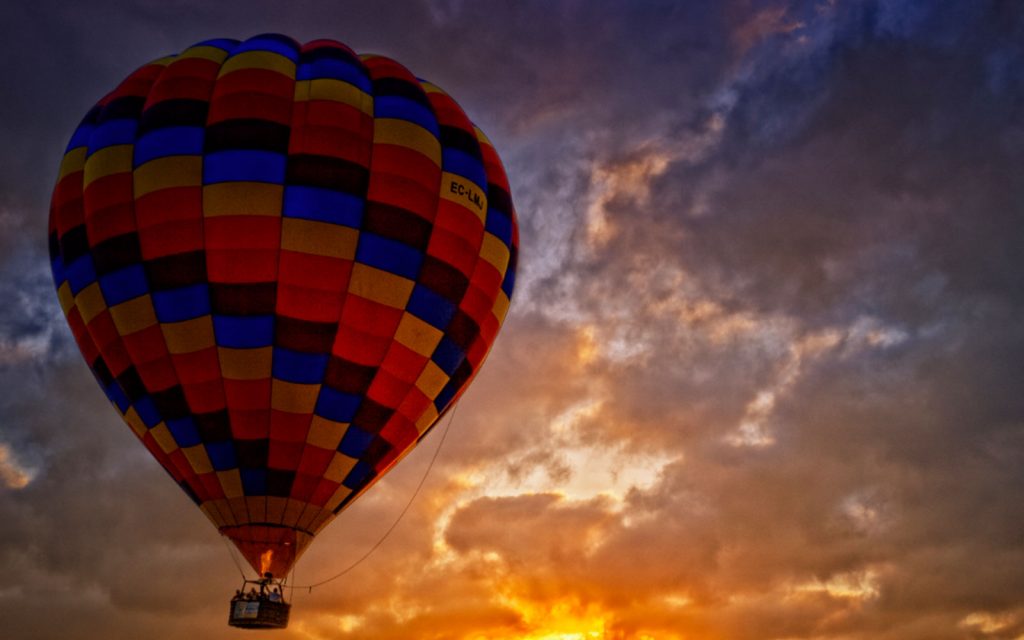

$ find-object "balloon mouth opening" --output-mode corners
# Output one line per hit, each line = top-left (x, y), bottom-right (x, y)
(223, 525), (308, 577)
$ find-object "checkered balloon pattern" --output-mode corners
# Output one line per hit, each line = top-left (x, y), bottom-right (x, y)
(49, 34), (518, 576)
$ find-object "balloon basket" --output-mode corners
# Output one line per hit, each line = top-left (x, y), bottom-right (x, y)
(228, 575), (291, 630)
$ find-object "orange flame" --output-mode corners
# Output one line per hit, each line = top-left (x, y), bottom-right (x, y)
(259, 549), (274, 576)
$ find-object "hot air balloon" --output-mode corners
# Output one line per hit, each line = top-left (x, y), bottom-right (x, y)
(48, 34), (517, 629)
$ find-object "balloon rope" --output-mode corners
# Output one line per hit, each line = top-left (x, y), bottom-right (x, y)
(288, 402), (459, 593)
(221, 534), (249, 581)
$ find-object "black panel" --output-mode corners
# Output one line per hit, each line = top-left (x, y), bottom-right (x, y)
(352, 398), (393, 434)
(91, 357), (115, 387)
(145, 251), (207, 290)
(447, 359), (474, 393)
(151, 385), (191, 420)
(265, 469), (296, 498)
(139, 99), (210, 133)
(418, 256), (469, 303)
(275, 316), (337, 353)
(210, 282), (277, 315)
(235, 438), (269, 468)
(204, 119), (291, 154)
(299, 44), (362, 68)
(440, 125), (483, 161)
(116, 366), (147, 401)
(362, 437), (393, 469)
(286, 154), (369, 194)
(445, 310), (480, 351)
(91, 233), (142, 276)
(48, 231), (61, 262)
(59, 225), (90, 264)
(363, 202), (431, 250)
(487, 184), (513, 215)
(98, 95), (147, 123)
(195, 410), (233, 442)
(324, 357), (375, 394)
(371, 77), (432, 110)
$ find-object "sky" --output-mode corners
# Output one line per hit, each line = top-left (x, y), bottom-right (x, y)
(1, 1), (1023, 639)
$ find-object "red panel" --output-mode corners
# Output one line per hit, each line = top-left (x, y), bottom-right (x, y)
(268, 440), (304, 470)
(144, 58), (221, 106)
(172, 346), (221, 382)
(340, 295), (402, 337)
(309, 478), (341, 507)
(136, 187), (204, 228)
(297, 446), (333, 476)
(205, 217), (281, 250)
(332, 325), (392, 365)
(276, 284), (343, 322)
(290, 473), (320, 502)
(434, 201), (485, 246)
(396, 388), (431, 422)
(230, 411), (270, 439)
(88, 312), (133, 376)
(269, 411), (311, 442)
(134, 355), (179, 392)
(83, 173), (133, 218)
(182, 379), (226, 413)
(139, 219), (204, 259)
(278, 251), (352, 290)
(224, 379), (272, 410)
(379, 343), (429, 384)
(366, 369), (411, 409)
(207, 250), (279, 282)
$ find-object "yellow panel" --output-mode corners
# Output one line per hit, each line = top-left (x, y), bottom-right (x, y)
(281, 218), (358, 259)
(218, 470), (245, 499)
(147, 54), (177, 67)
(271, 379), (319, 413)
(441, 172), (488, 221)
(57, 282), (75, 316)
(227, 496), (250, 523)
(282, 499), (306, 528)
(212, 498), (238, 527)
(199, 502), (225, 528)
(219, 347), (272, 380)
(58, 147), (87, 181)
(162, 316), (215, 354)
(325, 486), (354, 512)
(415, 404), (440, 433)
(122, 407), (148, 438)
(182, 445), (214, 475)
(415, 361), (449, 400)
(349, 264), (414, 309)
(74, 282), (107, 324)
(492, 290), (511, 323)
(83, 145), (133, 188)
(295, 505), (320, 532)
(150, 422), (178, 454)
(374, 119), (441, 165)
(179, 45), (231, 63)
(109, 295), (157, 335)
(308, 510), (335, 534)
(295, 79), (373, 115)
(419, 81), (444, 95)
(266, 497), (288, 525)
(219, 50), (296, 78)
(306, 416), (346, 450)
(394, 312), (443, 357)
(134, 155), (202, 197)
(246, 496), (268, 523)
(203, 182), (283, 217)
(479, 232), (511, 272)
(323, 452), (357, 483)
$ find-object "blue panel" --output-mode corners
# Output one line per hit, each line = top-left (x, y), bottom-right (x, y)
(485, 210), (513, 245)
(315, 387), (362, 423)
(355, 233), (423, 280)
(65, 255), (97, 295)
(338, 426), (374, 457)
(152, 284), (210, 323)
(342, 460), (373, 489)
(50, 258), (65, 288)
(241, 468), (267, 493)
(501, 264), (516, 298)
(99, 265), (149, 306)
(192, 38), (240, 52)
(442, 148), (487, 190)
(212, 315), (275, 348)
(297, 59), (371, 92)
(232, 34), (299, 61)
(434, 380), (458, 412)
(272, 348), (329, 384)
(204, 150), (286, 184)
(283, 185), (364, 226)
(206, 441), (238, 471)
(106, 383), (130, 413)
(431, 336), (465, 375)
(374, 96), (440, 137)
(134, 396), (162, 428)
(407, 284), (455, 330)
(87, 119), (138, 154)
(134, 127), (205, 166)
(167, 417), (202, 448)
(67, 121), (96, 152)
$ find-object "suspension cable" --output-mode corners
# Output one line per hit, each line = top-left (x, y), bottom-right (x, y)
(287, 402), (459, 593)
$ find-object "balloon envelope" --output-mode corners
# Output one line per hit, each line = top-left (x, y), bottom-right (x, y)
(49, 34), (518, 576)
